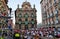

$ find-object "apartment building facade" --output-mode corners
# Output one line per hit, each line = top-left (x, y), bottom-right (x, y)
(0, 0), (13, 29)
(40, 0), (60, 27)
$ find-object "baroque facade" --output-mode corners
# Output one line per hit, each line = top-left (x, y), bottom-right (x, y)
(15, 1), (37, 30)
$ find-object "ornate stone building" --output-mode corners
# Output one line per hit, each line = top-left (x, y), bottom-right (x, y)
(15, 1), (37, 30)
(0, 0), (11, 29)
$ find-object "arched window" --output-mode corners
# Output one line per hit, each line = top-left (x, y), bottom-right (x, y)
(19, 24), (21, 29)
(1, 6), (4, 12)
(31, 13), (34, 18)
(19, 19), (22, 24)
(24, 19), (28, 25)
(24, 13), (28, 18)
(25, 18), (28, 21)
(31, 24), (34, 28)
(19, 19), (22, 21)
(31, 19), (35, 24)
(25, 25), (28, 30)
(18, 13), (22, 18)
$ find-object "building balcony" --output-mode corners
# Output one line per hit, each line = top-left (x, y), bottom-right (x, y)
(54, 10), (58, 16)
(58, 2), (60, 10)
(55, 19), (60, 25)
(24, 21), (29, 25)
(19, 22), (22, 24)
(53, 2), (58, 7)
(58, 20), (60, 24)
(52, 20), (55, 25)
(15, 22), (19, 24)
(47, 21), (51, 25)
(0, 22), (7, 25)
(49, 4), (52, 8)
(47, 23), (50, 26)
(55, 20), (59, 24)
(31, 15), (36, 18)
(4, 0), (8, 4)
(0, 16), (11, 19)
(17, 15), (22, 18)
(42, 18), (46, 20)
(47, 15), (50, 18)
(51, 21), (55, 25)
(31, 21), (35, 24)
(16, 21), (23, 25)
(50, 13), (54, 18)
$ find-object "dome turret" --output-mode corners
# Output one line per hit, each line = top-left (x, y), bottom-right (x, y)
(22, 1), (31, 7)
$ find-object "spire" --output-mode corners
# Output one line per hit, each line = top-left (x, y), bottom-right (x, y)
(33, 4), (35, 8)
(25, 0), (27, 2)
(17, 4), (19, 8)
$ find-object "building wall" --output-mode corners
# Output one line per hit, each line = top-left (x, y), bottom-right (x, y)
(40, 0), (60, 27)
(15, 2), (37, 30)
(0, 0), (9, 29)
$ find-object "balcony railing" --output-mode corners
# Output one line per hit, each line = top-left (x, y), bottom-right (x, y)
(47, 15), (50, 18)
(50, 13), (54, 18)
(42, 18), (46, 20)
(55, 20), (59, 24)
(19, 22), (22, 24)
(54, 1), (58, 7)
(15, 22), (19, 24)
(58, 2), (60, 10)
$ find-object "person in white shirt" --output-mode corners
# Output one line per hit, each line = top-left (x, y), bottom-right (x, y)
(24, 35), (28, 39)
(39, 31), (43, 37)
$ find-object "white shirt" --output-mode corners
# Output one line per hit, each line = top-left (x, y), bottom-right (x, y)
(40, 31), (43, 36)
(27, 32), (30, 34)
(33, 33), (35, 35)
(24, 36), (27, 38)
(49, 35), (53, 38)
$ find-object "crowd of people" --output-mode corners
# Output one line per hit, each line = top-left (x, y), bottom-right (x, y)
(0, 27), (60, 39)
(17, 27), (60, 39)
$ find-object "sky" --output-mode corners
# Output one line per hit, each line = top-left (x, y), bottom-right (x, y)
(8, 0), (42, 24)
